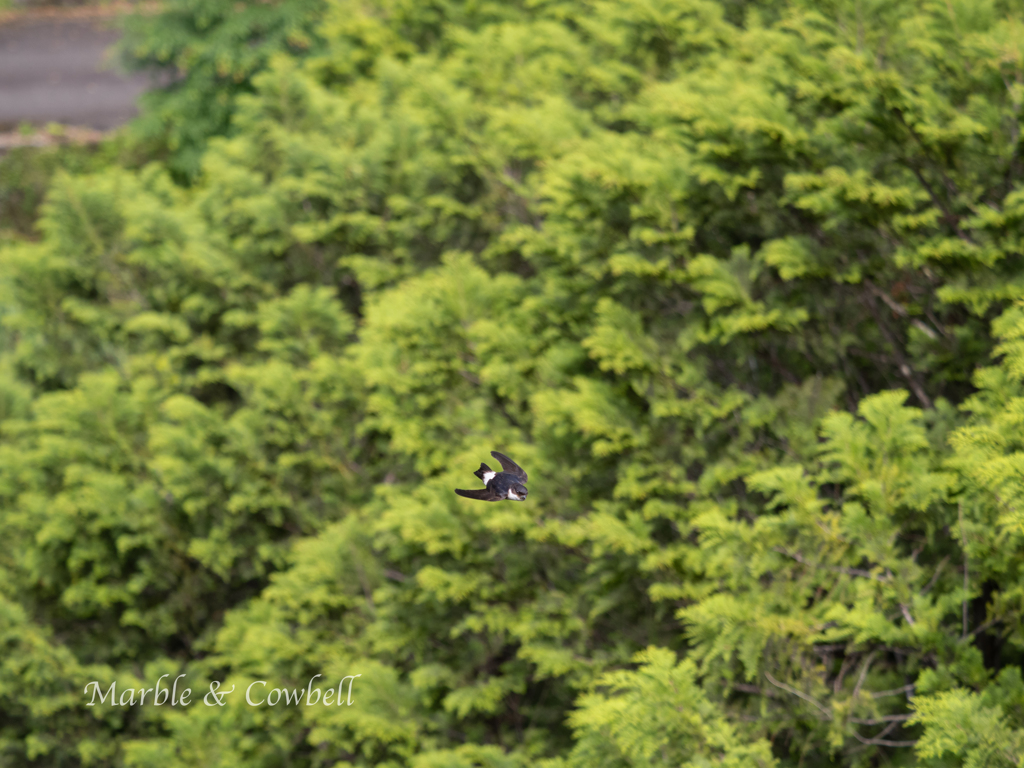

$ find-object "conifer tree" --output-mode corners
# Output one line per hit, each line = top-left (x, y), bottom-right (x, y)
(1, 1), (1024, 766)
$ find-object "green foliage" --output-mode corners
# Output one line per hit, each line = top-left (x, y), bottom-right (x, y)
(0, 141), (128, 244)
(2, 0), (1024, 766)
(911, 678), (1024, 768)
(564, 646), (777, 768)
(119, 0), (328, 181)
(0, 588), (118, 766)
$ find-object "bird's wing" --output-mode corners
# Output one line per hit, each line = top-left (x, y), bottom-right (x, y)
(490, 451), (527, 482)
(455, 487), (501, 501)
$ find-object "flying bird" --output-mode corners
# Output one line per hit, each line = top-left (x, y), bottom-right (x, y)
(455, 451), (529, 502)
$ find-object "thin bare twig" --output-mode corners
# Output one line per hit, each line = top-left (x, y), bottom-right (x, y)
(834, 654), (858, 695)
(968, 616), (999, 638)
(871, 684), (915, 698)
(865, 278), (911, 317)
(892, 108), (975, 245)
(852, 650), (879, 700)
(775, 547), (891, 582)
(764, 672), (833, 720)
(959, 502), (968, 638)
(866, 720), (900, 742)
(863, 279), (941, 340)
(902, 158), (970, 243)
(922, 304), (951, 339)
(862, 290), (933, 408)
(732, 683), (763, 694)
(352, 557), (376, 615)
(850, 714), (912, 725)
(900, 604), (916, 626)
(909, 318), (940, 340)
(852, 731), (916, 748)
(814, 644), (848, 652)
(920, 556), (949, 594)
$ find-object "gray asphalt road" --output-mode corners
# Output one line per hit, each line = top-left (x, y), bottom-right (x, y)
(0, 15), (151, 130)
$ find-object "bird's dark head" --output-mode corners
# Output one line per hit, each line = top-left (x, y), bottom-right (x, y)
(509, 483), (528, 501)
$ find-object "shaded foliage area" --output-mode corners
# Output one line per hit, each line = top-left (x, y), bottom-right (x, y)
(0, 141), (129, 243)
(2, 0), (1024, 766)
(118, 0), (329, 182)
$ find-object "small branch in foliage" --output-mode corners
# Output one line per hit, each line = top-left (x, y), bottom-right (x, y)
(959, 502), (969, 638)
(922, 303), (951, 339)
(732, 683), (764, 694)
(852, 650), (878, 700)
(814, 643), (847, 652)
(851, 718), (915, 750)
(892, 108), (973, 243)
(920, 556), (949, 594)
(901, 158), (969, 242)
(849, 714), (912, 725)
(861, 291), (933, 408)
(968, 616), (1000, 638)
(833, 653), (858, 695)
(764, 671), (833, 720)
(871, 684), (915, 699)
(863, 279), (942, 340)
(353, 559), (376, 616)
(774, 547), (890, 582)
(852, 730), (916, 748)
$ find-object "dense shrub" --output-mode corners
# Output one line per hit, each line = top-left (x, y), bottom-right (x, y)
(3, 1), (1024, 766)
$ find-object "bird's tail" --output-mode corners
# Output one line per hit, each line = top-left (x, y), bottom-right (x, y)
(473, 462), (492, 481)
